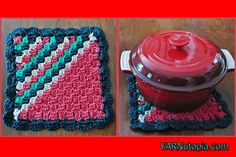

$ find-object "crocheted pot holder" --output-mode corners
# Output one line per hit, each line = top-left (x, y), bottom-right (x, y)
(3, 27), (114, 131)
(127, 75), (232, 131)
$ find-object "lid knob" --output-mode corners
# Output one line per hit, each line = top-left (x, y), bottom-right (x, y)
(169, 35), (190, 48)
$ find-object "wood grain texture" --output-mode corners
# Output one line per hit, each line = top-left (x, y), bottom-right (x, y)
(119, 18), (235, 136)
(1, 18), (116, 136)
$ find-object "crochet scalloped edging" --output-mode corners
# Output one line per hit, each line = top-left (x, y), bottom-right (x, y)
(3, 27), (114, 131)
(127, 75), (232, 132)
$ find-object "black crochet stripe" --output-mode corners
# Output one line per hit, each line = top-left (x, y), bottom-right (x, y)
(127, 75), (232, 132)
(3, 27), (114, 131)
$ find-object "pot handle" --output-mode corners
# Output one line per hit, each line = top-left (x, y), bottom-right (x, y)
(120, 50), (132, 73)
(221, 49), (235, 70)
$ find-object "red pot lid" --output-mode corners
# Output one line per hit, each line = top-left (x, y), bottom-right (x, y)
(130, 31), (227, 92)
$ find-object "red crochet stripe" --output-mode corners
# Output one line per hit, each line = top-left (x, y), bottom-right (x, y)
(13, 36), (22, 44)
(17, 36), (75, 96)
(145, 96), (226, 123)
(18, 41), (105, 121)
(16, 37), (50, 69)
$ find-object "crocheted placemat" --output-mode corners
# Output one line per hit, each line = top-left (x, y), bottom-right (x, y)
(3, 27), (113, 131)
(127, 75), (232, 131)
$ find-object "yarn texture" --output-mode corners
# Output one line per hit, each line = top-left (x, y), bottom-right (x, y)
(127, 75), (232, 131)
(3, 27), (114, 131)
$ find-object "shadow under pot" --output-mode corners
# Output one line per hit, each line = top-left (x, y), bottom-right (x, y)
(121, 31), (235, 112)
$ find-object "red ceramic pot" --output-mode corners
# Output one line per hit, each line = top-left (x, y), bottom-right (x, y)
(121, 31), (235, 112)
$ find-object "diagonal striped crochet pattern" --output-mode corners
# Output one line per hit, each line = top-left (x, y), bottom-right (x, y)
(3, 27), (113, 131)
(127, 75), (232, 131)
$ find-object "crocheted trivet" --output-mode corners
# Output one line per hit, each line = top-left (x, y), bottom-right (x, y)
(127, 75), (232, 131)
(3, 27), (113, 131)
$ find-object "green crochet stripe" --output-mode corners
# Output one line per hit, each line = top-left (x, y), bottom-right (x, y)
(138, 102), (151, 115)
(15, 36), (56, 81)
(14, 36), (29, 51)
(14, 36), (82, 108)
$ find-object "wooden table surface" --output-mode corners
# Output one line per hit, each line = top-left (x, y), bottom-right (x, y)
(1, 18), (116, 136)
(119, 18), (235, 136)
